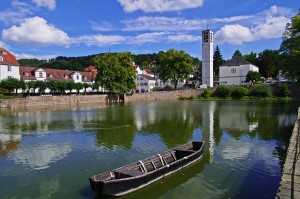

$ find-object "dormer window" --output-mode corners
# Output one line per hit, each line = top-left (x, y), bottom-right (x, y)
(48, 74), (53, 78)
(39, 72), (43, 78)
(24, 72), (29, 77)
(84, 76), (88, 80)
(77, 75), (79, 80)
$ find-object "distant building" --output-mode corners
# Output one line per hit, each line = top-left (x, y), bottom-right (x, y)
(219, 56), (259, 86)
(0, 48), (20, 80)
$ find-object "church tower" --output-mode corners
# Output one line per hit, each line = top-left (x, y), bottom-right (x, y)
(202, 29), (213, 87)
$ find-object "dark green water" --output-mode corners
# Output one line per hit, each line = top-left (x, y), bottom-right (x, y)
(0, 101), (299, 199)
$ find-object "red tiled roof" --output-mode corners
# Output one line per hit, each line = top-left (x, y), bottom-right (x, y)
(0, 48), (20, 66)
(20, 66), (37, 80)
(139, 74), (155, 80)
(20, 66), (95, 82)
(144, 69), (154, 74)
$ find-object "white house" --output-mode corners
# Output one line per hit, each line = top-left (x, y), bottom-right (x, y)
(136, 74), (156, 92)
(0, 48), (20, 80)
(219, 56), (259, 86)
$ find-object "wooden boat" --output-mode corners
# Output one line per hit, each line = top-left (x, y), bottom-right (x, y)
(89, 141), (205, 196)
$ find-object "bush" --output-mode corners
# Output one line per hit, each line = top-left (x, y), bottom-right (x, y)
(201, 88), (212, 98)
(250, 84), (272, 97)
(279, 84), (290, 97)
(214, 85), (232, 98)
(231, 86), (249, 98)
(162, 85), (174, 91)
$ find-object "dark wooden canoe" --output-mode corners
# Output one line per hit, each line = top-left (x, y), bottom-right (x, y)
(89, 141), (205, 196)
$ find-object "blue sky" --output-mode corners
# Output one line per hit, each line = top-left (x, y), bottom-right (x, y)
(0, 0), (298, 61)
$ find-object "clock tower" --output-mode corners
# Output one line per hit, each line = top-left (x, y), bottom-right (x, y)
(202, 29), (213, 87)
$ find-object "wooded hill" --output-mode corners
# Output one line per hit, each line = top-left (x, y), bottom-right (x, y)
(18, 52), (201, 72)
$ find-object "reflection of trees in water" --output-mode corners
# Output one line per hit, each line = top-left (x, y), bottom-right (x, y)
(136, 102), (203, 149)
(94, 106), (137, 149)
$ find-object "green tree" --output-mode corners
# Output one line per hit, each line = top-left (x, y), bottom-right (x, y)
(26, 81), (37, 93)
(213, 46), (224, 76)
(280, 10), (300, 82)
(56, 80), (68, 95)
(83, 83), (90, 94)
(94, 52), (137, 94)
(0, 78), (25, 94)
(36, 81), (46, 94)
(257, 50), (280, 78)
(46, 80), (58, 93)
(243, 52), (258, 65)
(233, 50), (243, 58)
(246, 71), (261, 83)
(66, 81), (76, 93)
(158, 49), (193, 89)
(74, 82), (83, 94)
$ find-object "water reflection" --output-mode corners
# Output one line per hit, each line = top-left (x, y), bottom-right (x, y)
(0, 101), (298, 199)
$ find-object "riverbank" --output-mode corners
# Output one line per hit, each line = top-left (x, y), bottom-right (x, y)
(276, 107), (300, 198)
(0, 90), (202, 108)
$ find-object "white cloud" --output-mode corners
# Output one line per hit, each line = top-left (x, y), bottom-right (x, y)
(168, 33), (200, 42)
(74, 34), (126, 46)
(90, 20), (116, 31)
(2, 16), (70, 47)
(214, 5), (291, 45)
(14, 52), (57, 60)
(0, 40), (11, 50)
(32, 0), (56, 10)
(118, 0), (204, 13)
(215, 24), (253, 45)
(122, 16), (205, 31)
(0, 1), (33, 25)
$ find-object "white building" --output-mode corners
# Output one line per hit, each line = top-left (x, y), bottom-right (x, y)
(202, 29), (213, 88)
(136, 74), (156, 92)
(0, 48), (20, 80)
(219, 56), (259, 86)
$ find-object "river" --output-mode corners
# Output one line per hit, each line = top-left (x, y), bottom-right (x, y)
(0, 100), (299, 199)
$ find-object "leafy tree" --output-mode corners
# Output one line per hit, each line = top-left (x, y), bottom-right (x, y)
(233, 50), (243, 58)
(158, 49), (194, 89)
(243, 52), (258, 65)
(250, 84), (272, 97)
(231, 86), (249, 98)
(83, 83), (90, 94)
(213, 46), (224, 76)
(74, 82), (83, 94)
(56, 80), (68, 95)
(214, 85), (232, 98)
(246, 71), (261, 83)
(66, 81), (76, 93)
(26, 81), (37, 93)
(94, 52), (137, 94)
(46, 80), (58, 93)
(257, 50), (280, 78)
(36, 81), (46, 94)
(0, 78), (25, 94)
(279, 10), (300, 82)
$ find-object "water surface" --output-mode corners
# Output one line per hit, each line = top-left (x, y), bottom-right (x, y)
(0, 101), (298, 199)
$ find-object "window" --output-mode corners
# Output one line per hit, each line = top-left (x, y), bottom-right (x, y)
(39, 72), (43, 78)
(77, 75), (79, 80)
(48, 74), (53, 78)
(24, 72), (28, 77)
(7, 65), (11, 71)
(0, 56), (3, 62)
(231, 68), (236, 74)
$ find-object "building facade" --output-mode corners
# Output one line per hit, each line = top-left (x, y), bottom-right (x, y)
(0, 48), (20, 80)
(219, 56), (259, 86)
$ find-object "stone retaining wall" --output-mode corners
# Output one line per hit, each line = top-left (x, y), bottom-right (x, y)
(0, 90), (202, 108)
(125, 89), (202, 102)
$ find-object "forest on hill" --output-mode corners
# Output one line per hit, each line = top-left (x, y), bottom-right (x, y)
(18, 52), (202, 72)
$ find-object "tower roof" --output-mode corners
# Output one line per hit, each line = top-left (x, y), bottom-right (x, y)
(0, 48), (20, 66)
(221, 56), (250, 66)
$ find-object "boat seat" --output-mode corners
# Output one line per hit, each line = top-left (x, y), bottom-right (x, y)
(114, 169), (144, 179)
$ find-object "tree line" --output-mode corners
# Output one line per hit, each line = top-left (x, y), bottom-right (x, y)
(0, 78), (100, 95)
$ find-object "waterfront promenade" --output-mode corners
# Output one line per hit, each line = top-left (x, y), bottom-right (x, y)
(276, 108), (300, 198)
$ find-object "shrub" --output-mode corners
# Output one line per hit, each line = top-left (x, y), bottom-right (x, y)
(214, 85), (232, 98)
(163, 85), (174, 91)
(201, 88), (212, 98)
(231, 86), (249, 98)
(250, 84), (272, 97)
(279, 84), (290, 97)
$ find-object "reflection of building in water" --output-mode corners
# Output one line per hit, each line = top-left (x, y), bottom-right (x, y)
(218, 106), (258, 133)
(202, 102), (216, 163)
